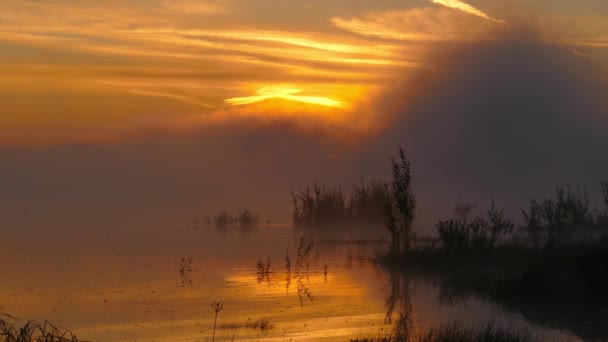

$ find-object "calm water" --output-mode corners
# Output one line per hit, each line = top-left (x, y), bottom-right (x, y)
(0, 223), (579, 341)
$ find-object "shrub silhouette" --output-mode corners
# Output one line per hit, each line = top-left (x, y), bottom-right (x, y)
(522, 185), (592, 247)
(437, 201), (514, 250)
(385, 148), (417, 254)
(291, 181), (391, 227)
(291, 184), (346, 227)
(214, 208), (259, 228)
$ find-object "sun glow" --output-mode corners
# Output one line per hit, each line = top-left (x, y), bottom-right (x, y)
(224, 87), (347, 108)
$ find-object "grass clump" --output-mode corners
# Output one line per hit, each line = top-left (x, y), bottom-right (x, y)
(214, 208), (260, 229)
(437, 201), (514, 250)
(522, 185), (594, 247)
(291, 180), (392, 228)
(0, 319), (84, 342)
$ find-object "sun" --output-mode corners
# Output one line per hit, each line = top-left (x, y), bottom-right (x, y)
(224, 86), (347, 108)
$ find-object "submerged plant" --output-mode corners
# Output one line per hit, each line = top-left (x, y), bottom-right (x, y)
(256, 257), (272, 285)
(285, 250), (292, 293)
(211, 302), (223, 342)
(178, 256), (194, 287)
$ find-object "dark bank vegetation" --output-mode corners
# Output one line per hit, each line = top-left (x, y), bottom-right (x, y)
(351, 321), (539, 342)
(0, 318), (85, 342)
(374, 149), (608, 341)
(293, 147), (608, 340)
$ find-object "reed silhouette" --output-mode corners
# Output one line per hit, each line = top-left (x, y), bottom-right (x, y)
(256, 257), (272, 285)
(291, 181), (391, 228)
(213, 208), (260, 229)
(178, 256), (194, 287)
(210, 302), (223, 342)
(436, 201), (514, 250)
(0, 319), (84, 342)
(294, 237), (314, 307)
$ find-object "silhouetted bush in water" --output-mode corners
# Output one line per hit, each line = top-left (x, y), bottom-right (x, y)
(214, 211), (235, 227)
(522, 185), (596, 247)
(437, 201), (514, 250)
(385, 148), (417, 254)
(255, 257), (272, 284)
(213, 208), (259, 228)
(349, 180), (393, 223)
(0, 319), (84, 342)
(291, 184), (347, 227)
(291, 180), (391, 228)
(238, 208), (259, 228)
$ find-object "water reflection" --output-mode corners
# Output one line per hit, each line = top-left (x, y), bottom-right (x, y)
(0, 223), (585, 341)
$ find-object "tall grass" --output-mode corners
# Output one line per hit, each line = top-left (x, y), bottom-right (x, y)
(211, 302), (223, 342)
(0, 319), (84, 342)
(291, 180), (391, 228)
(214, 208), (260, 228)
(291, 184), (346, 227)
(436, 201), (514, 250)
(521, 184), (607, 247)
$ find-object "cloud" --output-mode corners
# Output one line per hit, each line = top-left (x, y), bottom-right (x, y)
(429, 0), (506, 24)
(0, 1), (408, 145)
(331, 7), (501, 42)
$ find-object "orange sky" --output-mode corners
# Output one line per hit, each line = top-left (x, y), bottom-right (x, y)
(1, 0), (607, 145)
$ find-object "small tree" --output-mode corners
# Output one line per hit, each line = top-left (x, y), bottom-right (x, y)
(385, 148), (417, 254)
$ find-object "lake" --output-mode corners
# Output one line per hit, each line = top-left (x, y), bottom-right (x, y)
(0, 222), (580, 341)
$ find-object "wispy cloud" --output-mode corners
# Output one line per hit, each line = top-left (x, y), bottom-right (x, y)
(429, 0), (506, 24)
(331, 7), (499, 42)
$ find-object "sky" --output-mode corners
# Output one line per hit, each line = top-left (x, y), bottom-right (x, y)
(1, 0), (608, 228)
(2, 0), (607, 144)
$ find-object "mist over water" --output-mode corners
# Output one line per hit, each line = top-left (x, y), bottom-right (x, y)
(1, 25), (607, 232)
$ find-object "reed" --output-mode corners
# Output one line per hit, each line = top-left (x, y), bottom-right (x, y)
(0, 319), (84, 342)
